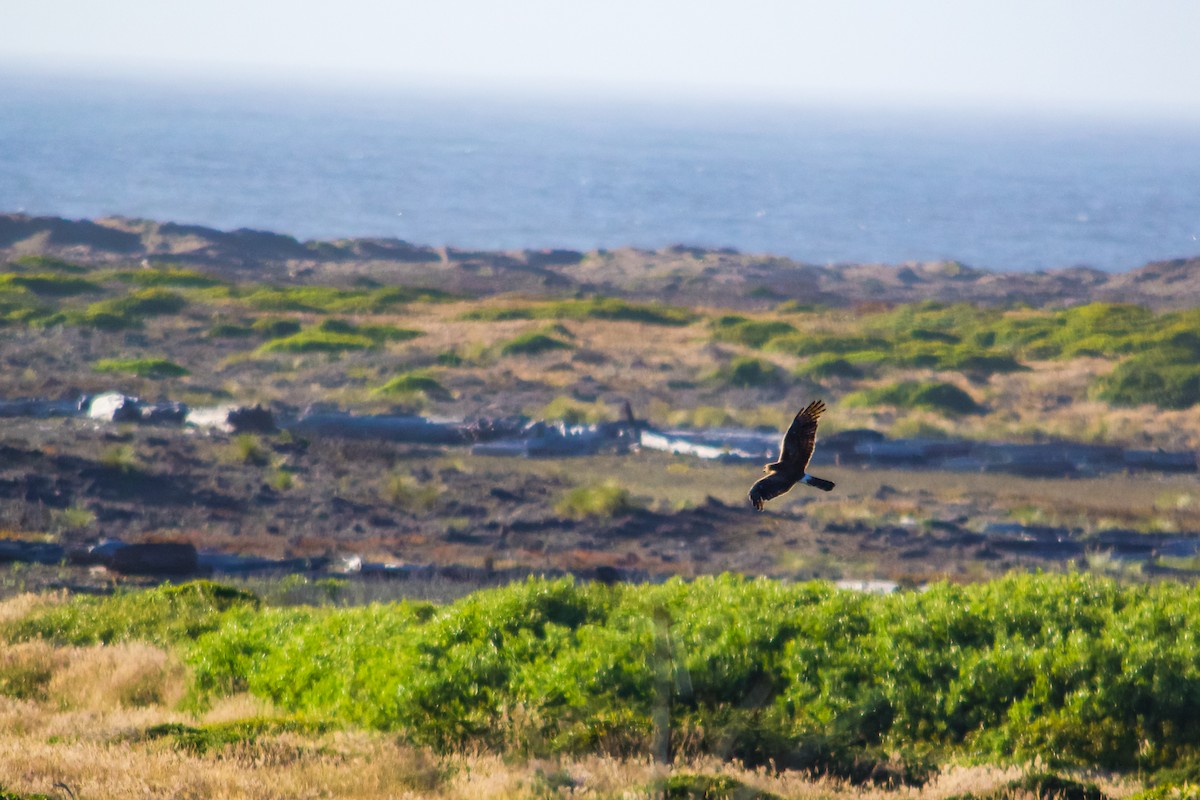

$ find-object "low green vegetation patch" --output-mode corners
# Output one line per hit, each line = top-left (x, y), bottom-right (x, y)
(1095, 343), (1200, 409)
(207, 321), (256, 339)
(135, 717), (334, 754)
(706, 356), (785, 389)
(113, 266), (224, 288)
(555, 480), (638, 518)
(316, 318), (422, 344)
(463, 297), (695, 326)
(93, 357), (189, 379)
(945, 773), (1109, 800)
(251, 317), (302, 338)
(710, 315), (797, 348)
(794, 355), (865, 381)
(259, 329), (375, 354)
(72, 288), (189, 330)
(663, 773), (782, 799)
(499, 330), (573, 357)
(6, 254), (88, 273)
(241, 284), (449, 314)
(845, 380), (982, 415)
(2, 580), (258, 647)
(0, 272), (101, 296)
(374, 370), (450, 400)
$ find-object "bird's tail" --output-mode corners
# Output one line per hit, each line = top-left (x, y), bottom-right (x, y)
(803, 475), (835, 492)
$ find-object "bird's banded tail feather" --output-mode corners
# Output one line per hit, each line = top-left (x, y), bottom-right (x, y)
(802, 475), (835, 492)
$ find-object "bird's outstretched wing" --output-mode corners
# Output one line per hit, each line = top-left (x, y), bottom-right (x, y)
(748, 471), (798, 511)
(777, 399), (825, 471)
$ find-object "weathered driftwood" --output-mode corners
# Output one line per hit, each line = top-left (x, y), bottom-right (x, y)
(0, 539), (64, 564)
(289, 412), (465, 444)
(109, 542), (198, 576)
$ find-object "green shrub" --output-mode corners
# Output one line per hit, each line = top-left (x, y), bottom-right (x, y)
(795, 356), (864, 380)
(0, 272), (100, 296)
(207, 322), (255, 338)
(938, 351), (1027, 375)
(230, 434), (271, 466)
(259, 329), (375, 354)
(499, 331), (572, 357)
(135, 717), (334, 754)
(3, 580), (259, 647)
(242, 285), (449, 314)
(7, 254), (87, 273)
(710, 316), (797, 348)
(114, 266), (223, 288)
(251, 317), (303, 338)
(1095, 351), (1200, 409)
(556, 480), (637, 518)
(76, 289), (187, 329)
(20, 574), (1200, 770)
(845, 380), (982, 415)
(463, 297), (695, 326)
(109, 288), (188, 315)
(374, 371), (450, 400)
(93, 357), (188, 379)
(707, 357), (784, 388)
(768, 334), (893, 357)
(72, 308), (141, 331)
(381, 472), (443, 511)
(663, 773), (782, 799)
(316, 318), (421, 344)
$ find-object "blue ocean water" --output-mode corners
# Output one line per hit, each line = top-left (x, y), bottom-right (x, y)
(2, 73), (1198, 271)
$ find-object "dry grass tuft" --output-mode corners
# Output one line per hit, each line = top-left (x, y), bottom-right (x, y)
(48, 642), (189, 711)
(0, 591), (65, 627)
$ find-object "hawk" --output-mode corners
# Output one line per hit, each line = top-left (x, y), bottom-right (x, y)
(749, 400), (835, 510)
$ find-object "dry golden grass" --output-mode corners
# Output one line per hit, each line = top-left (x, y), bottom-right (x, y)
(0, 717), (1146, 800)
(0, 634), (1147, 800)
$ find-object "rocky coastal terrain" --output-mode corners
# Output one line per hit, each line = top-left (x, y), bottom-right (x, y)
(2, 212), (1200, 594)
(3, 212), (1199, 309)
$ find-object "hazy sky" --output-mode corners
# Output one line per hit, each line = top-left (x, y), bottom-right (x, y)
(5, 0), (1200, 119)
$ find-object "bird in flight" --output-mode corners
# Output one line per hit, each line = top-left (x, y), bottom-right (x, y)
(749, 400), (835, 510)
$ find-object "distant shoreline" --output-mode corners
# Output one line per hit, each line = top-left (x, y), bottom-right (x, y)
(4, 212), (1200, 310)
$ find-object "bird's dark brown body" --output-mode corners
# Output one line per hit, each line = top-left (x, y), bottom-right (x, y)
(749, 400), (835, 510)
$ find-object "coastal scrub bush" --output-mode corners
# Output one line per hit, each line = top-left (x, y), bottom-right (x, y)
(107, 288), (189, 316)
(2, 580), (258, 647)
(113, 266), (224, 288)
(462, 297), (695, 326)
(844, 380), (982, 415)
(241, 285), (448, 314)
(709, 316), (797, 348)
(374, 370), (451, 401)
(1094, 349), (1200, 409)
(229, 434), (271, 466)
(556, 480), (637, 518)
(794, 355), (865, 381)
(317, 318), (421, 344)
(18, 574), (1200, 771)
(767, 333), (893, 357)
(93, 357), (188, 379)
(0, 272), (100, 296)
(258, 329), (375, 354)
(499, 331), (572, 357)
(706, 356), (785, 388)
(381, 472), (443, 511)
(7, 254), (88, 273)
(251, 317), (302, 337)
